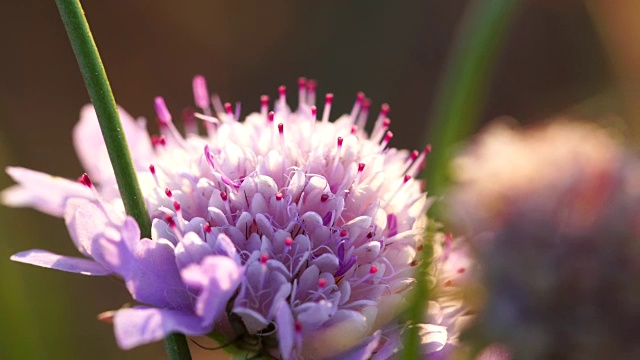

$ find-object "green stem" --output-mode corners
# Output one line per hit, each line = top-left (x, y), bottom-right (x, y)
(53, 1), (191, 359)
(425, 0), (522, 213)
(163, 334), (193, 360)
(402, 1), (522, 359)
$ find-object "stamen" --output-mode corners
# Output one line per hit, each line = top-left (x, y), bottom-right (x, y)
(350, 125), (358, 135)
(149, 164), (160, 187)
(320, 194), (329, 202)
(322, 93), (334, 123)
(371, 117), (391, 144)
(318, 278), (327, 288)
(298, 77), (307, 109)
(332, 137), (343, 172)
(349, 92), (365, 122)
(278, 85), (287, 109)
(311, 106), (317, 120)
(339, 229), (348, 238)
(275, 192), (283, 201)
(380, 131), (393, 151)
(78, 173), (92, 188)
(354, 163), (366, 187)
(203, 223), (212, 233)
(306, 79), (317, 106)
(260, 95), (270, 118)
(372, 103), (390, 136)
(355, 98), (371, 130)
(154, 97), (172, 125)
(260, 253), (269, 264)
(165, 188), (173, 198)
(406, 144), (431, 177)
(192, 75), (210, 110)
(369, 265), (378, 274)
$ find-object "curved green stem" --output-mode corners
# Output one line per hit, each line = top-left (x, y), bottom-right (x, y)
(402, 1), (522, 359)
(53, 1), (191, 359)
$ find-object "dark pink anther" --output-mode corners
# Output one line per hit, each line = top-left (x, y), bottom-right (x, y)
(325, 93), (334, 104)
(158, 136), (166, 146)
(383, 118), (391, 128)
(425, 144), (432, 153)
(268, 111), (275, 123)
(295, 322), (303, 333)
(311, 106), (317, 117)
(260, 253), (269, 264)
(367, 232), (373, 239)
(298, 77), (307, 89)
(358, 163), (366, 172)
(275, 192), (283, 201)
(278, 86), (286, 97)
(224, 102), (233, 115)
(203, 223), (212, 233)
(339, 229), (348, 237)
(149, 164), (156, 175)
(285, 237), (293, 246)
(165, 188), (173, 198)
(78, 173), (93, 188)
(164, 214), (176, 228)
(457, 268), (466, 274)
(320, 193), (329, 202)
(410, 150), (419, 161)
(278, 123), (284, 134)
(369, 265), (378, 274)
(318, 278), (327, 288)
(337, 137), (343, 147)
(383, 131), (394, 143)
(151, 135), (159, 147)
(306, 79), (317, 91)
(404, 174), (411, 183)
(356, 92), (365, 103)
(260, 95), (270, 107)
(173, 201), (181, 212)
(362, 98), (371, 110)
(351, 125), (358, 134)
(220, 191), (228, 201)
(380, 103), (390, 116)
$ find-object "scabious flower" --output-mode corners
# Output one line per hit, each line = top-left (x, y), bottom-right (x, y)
(4, 77), (456, 359)
(447, 120), (640, 359)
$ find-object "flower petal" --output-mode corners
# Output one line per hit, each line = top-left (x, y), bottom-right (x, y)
(2, 167), (92, 217)
(180, 255), (244, 326)
(113, 306), (210, 350)
(10, 249), (111, 275)
(73, 104), (153, 183)
(275, 301), (295, 360)
(326, 330), (381, 360)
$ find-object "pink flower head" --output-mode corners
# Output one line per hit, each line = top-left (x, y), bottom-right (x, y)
(3, 77), (445, 359)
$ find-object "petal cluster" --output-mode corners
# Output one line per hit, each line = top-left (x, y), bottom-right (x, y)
(4, 77), (445, 359)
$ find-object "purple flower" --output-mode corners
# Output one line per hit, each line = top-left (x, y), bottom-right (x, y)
(3, 77), (449, 359)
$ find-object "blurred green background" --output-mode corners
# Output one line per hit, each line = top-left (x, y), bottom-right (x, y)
(0, 0), (629, 359)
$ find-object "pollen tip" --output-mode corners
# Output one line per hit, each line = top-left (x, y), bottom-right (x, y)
(404, 174), (411, 183)
(380, 103), (390, 115)
(298, 77), (307, 88)
(78, 173), (92, 188)
(149, 164), (156, 174)
(318, 278), (327, 288)
(268, 111), (275, 123)
(173, 201), (181, 212)
(278, 123), (284, 134)
(311, 106), (317, 117)
(369, 265), (378, 274)
(220, 191), (228, 201)
(165, 188), (173, 197)
(358, 163), (366, 172)
(325, 93), (334, 104)
(356, 92), (365, 102)
(320, 193), (329, 202)
(278, 85), (286, 96)
(363, 98), (372, 110)
(383, 118), (391, 128)
(306, 79), (317, 91)
(260, 253), (269, 264)
(224, 102), (233, 114)
(203, 223), (212, 233)
(351, 125), (358, 134)
(285, 237), (293, 246)
(260, 95), (270, 105)
(339, 229), (348, 237)
(384, 131), (394, 142)
(337, 137), (343, 147)
(275, 192), (283, 201)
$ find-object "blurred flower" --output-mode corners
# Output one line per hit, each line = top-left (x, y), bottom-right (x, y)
(448, 120), (640, 359)
(2, 77), (456, 359)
